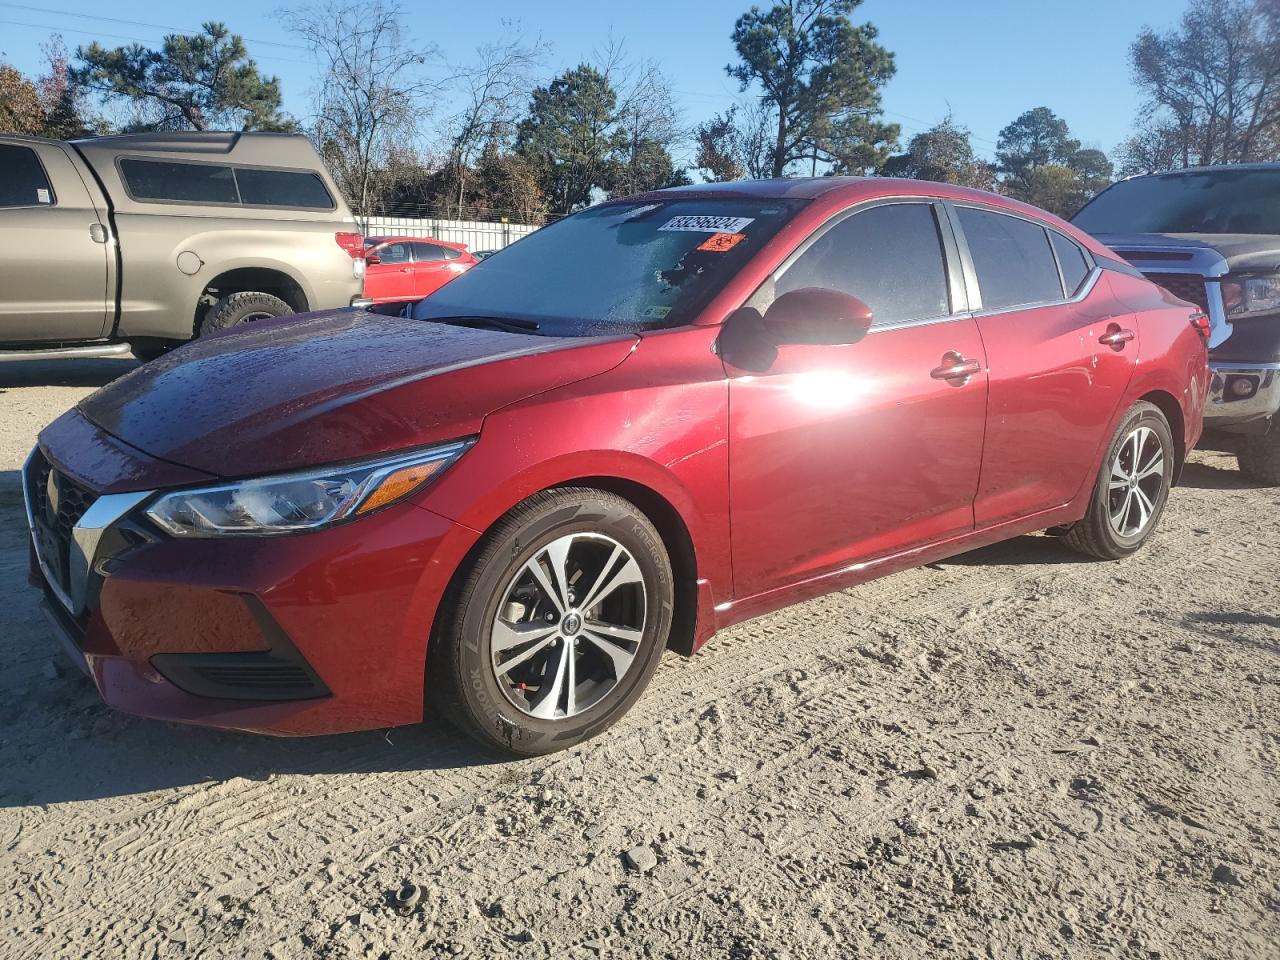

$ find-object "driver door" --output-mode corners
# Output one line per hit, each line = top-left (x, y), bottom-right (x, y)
(723, 201), (989, 599)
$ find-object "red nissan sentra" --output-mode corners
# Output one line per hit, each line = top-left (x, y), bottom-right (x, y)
(24, 178), (1209, 755)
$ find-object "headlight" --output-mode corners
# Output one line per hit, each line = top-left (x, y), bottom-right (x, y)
(1222, 275), (1280, 318)
(145, 440), (473, 537)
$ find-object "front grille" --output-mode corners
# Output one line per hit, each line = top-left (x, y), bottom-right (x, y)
(1145, 272), (1210, 312)
(26, 449), (99, 601)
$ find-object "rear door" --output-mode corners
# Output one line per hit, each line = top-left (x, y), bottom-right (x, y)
(952, 205), (1138, 525)
(0, 141), (111, 342)
(365, 240), (416, 303)
(724, 200), (989, 598)
(411, 242), (464, 298)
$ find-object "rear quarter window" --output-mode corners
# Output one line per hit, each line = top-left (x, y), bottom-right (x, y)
(1049, 231), (1091, 296)
(958, 207), (1064, 310)
(0, 144), (56, 207)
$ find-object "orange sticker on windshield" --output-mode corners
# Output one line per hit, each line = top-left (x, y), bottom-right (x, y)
(697, 232), (747, 253)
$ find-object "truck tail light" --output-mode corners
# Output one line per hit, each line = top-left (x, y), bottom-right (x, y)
(1190, 312), (1211, 339)
(335, 231), (364, 259)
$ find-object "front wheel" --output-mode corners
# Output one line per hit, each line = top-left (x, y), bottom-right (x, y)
(1064, 401), (1175, 560)
(429, 488), (673, 755)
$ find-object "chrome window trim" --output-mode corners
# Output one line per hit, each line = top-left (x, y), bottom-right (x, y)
(21, 446), (153, 615)
(945, 200), (1098, 315)
(967, 267), (1103, 321)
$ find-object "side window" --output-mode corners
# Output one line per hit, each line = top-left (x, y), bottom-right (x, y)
(0, 145), (56, 207)
(235, 167), (333, 209)
(775, 203), (951, 325)
(376, 242), (412, 264)
(121, 159), (239, 204)
(1049, 231), (1091, 296)
(412, 242), (448, 262)
(957, 208), (1064, 310)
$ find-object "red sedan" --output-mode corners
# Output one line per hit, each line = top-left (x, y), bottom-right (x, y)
(362, 236), (477, 304)
(25, 178), (1208, 755)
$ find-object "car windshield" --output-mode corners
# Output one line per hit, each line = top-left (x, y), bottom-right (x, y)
(410, 197), (805, 335)
(1073, 167), (1280, 235)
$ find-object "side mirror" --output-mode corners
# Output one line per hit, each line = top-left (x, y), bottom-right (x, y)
(762, 287), (873, 346)
(365, 253), (381, 265)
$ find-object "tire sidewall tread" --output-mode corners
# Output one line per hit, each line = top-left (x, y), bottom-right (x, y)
(199, 291), (292, 336)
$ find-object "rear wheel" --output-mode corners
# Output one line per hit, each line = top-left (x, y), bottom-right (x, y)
(1237, 430), (1280, 486)
(429, 488), (673, 755)
(1064, 401), (1174, 560)
(199, 291), (292, 336)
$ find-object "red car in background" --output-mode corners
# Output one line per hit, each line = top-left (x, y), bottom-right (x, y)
(362, 236), (478, 304)
(25, 178), (1208, 756)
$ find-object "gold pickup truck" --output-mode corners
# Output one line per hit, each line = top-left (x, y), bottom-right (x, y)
(0, 131), (368, 361)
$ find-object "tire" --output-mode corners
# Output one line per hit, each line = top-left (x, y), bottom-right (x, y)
(129, 340), (174, 362)
(1237, 431), (1280, 486)
(429, 488), (674, 756)
(198, 291), (292, 336)
(1064, 401), (1175, 560)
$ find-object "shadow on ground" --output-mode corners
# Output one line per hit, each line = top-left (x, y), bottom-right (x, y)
(944, 533), (1092, 568)
(1178, 459), (1269, 491)
(0, 678), (513, 808)
(0, 358), (138, 389)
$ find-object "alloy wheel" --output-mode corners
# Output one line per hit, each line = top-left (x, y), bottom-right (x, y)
(1107, 425), (1165, 538)
(490, 532), (647, 720)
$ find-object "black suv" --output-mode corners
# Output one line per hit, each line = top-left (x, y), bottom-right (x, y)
(1074, 164), (1280, 484)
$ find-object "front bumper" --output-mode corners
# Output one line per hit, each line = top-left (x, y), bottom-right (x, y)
(24, 415), (479, 736)
(1205, 362), (1280, 430)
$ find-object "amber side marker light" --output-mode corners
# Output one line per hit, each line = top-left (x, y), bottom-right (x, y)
(356, 460), (449, 515)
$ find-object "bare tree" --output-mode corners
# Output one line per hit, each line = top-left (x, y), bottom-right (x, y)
(284, 0), (441, 217)
(1129, 0), (1280, 167)
(440, 33), (548, 218)
(595, 39), (686, 196)
(694, 100), (774, 182)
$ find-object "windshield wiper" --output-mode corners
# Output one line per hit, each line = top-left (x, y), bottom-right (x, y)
(428, 315), (541, 335)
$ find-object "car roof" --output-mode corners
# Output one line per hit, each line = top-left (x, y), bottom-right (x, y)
(628, 175), (1041, 209)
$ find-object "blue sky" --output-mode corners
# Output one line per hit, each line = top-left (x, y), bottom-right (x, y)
(0, 0), (1190, 162)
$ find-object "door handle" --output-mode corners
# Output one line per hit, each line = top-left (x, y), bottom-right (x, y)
(89, 223), (108, 243)
(1098, 324), (1136, 348)
(400, 267), (412, 273)
(930, 353), (982, 383)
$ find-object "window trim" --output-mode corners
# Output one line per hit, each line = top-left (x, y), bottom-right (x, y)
(945, 200), (1100, 317)
(0, 142), (58, 210)
(114, 155), (337, 212)
(1046, 228), (1093, 299)
(748, 196), (973, 333)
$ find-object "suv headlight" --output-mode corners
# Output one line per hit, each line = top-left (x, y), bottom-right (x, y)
(145, 440), (473, 537)
(1222, 275), (1280, 318)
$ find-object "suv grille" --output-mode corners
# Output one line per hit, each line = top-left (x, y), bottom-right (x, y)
(1145, 272), (1209, 312)
(26, 449), (98, 601)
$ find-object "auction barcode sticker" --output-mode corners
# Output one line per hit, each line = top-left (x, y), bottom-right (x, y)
(658, 215), (755, 233)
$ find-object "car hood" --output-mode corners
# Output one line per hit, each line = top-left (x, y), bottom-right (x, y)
(79, 309), (637, 478)
(1091, 232), (1280, 273)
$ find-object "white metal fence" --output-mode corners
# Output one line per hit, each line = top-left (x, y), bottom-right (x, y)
(360, 216), (540, 251)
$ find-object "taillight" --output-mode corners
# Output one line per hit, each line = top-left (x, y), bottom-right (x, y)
(335, 231), (364, 258)
(1190, 312), (1211, 339)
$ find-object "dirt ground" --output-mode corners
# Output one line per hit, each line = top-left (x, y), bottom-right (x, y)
(0, 358), (1277, 960)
